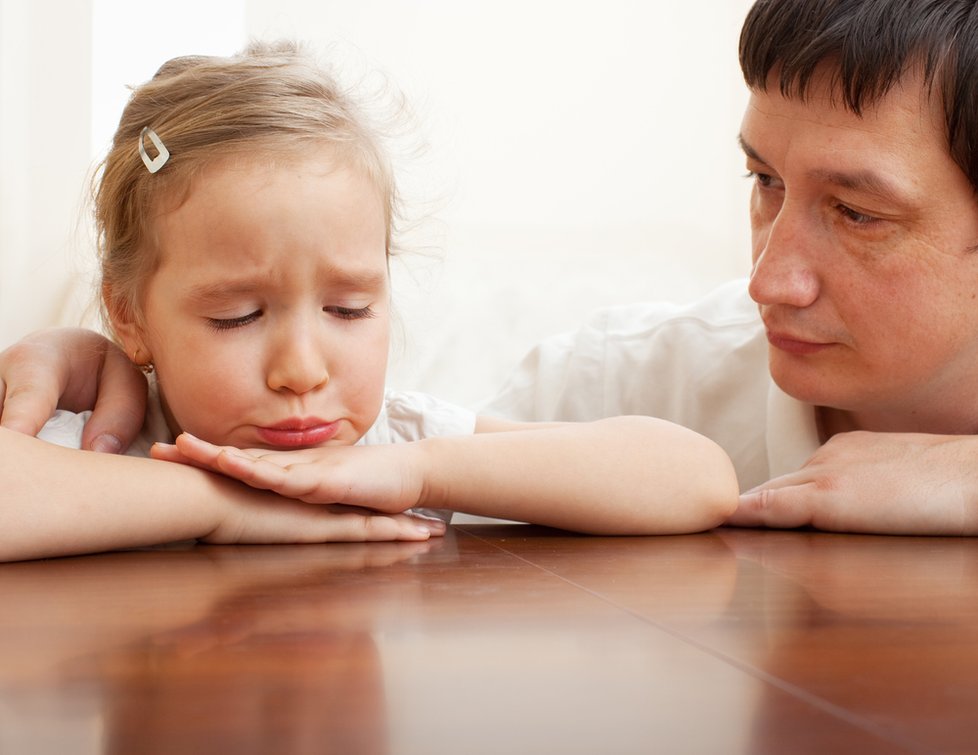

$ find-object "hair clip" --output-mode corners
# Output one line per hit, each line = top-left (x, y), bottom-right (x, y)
(138, 127), (170, 173)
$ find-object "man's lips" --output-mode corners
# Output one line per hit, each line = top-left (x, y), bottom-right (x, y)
(255, 419), (340, 447)
(766, 330), (834, 355)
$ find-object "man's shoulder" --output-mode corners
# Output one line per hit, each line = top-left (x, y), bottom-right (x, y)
(573, 278), (766, 373)
(588, 278), (761, 343)
(483, 279), (770, 423)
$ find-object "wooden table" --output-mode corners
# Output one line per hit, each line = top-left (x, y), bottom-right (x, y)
(1, 525), (975, 754)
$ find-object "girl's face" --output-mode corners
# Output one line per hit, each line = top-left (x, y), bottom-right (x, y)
(122, 153), (391, 449)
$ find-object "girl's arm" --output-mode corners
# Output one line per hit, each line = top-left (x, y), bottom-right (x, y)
(156, 416), (739, 535)
(0, 427), (441, 562)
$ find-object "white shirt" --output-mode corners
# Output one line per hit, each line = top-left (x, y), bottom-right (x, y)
(481, 278), (821, 491)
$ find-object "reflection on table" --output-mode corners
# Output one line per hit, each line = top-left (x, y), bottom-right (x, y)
(1, 525), (975, 754)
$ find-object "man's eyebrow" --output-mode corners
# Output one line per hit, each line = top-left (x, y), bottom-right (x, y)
(738, 133), (912, 205)
(738, 134), (762, 163)
(806, 167), (912, 205)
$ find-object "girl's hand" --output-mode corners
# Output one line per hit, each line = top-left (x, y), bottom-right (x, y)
(201, 482), (444, 545)
(152, 433), (427, 515)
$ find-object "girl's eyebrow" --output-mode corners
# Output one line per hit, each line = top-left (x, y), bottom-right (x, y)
(317, 267), (389, 292)
(185, 280), (260, 303)
(184, 267), (388, 303)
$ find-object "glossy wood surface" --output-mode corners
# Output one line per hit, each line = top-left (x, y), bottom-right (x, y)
(2, 525), (976, 754)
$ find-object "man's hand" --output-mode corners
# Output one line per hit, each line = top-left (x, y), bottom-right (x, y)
(0, 327), (146, 452)
(730, 431), (978, 535)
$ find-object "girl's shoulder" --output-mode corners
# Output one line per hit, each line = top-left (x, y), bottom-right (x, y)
(37, 410), (92, 449)
(358, 391), (477, 446)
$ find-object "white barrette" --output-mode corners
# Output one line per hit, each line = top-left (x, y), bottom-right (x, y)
(138, 127), (170, 174)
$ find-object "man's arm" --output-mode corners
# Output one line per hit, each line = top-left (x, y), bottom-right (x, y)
(0, 327), (145, 452)
(729, 431), (978, 535)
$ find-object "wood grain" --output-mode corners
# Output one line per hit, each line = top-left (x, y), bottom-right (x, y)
(1, 526), (971, 754)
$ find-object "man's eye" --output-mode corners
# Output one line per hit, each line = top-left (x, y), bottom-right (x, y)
(745, 170), (775, 188)
(324, 305), (375, 320)
(837, 205), (878, 225)
(208, 311), (262, 330)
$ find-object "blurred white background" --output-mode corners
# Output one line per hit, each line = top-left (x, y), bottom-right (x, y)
(0, 0), (755, 406)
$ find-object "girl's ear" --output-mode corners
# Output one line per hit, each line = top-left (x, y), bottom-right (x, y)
(102, 281), (149, 365)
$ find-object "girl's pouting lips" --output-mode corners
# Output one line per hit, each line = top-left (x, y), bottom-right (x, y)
(256, 419), (341, 448)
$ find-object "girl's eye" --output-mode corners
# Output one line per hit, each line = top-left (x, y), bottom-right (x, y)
(324, 305), (375, 320)
(208, 311), (262, 330)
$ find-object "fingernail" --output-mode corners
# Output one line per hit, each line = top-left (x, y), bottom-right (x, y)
(91, 433), (123, 454)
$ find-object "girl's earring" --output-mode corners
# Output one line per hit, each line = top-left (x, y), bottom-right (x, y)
(132, 350), (155, 375)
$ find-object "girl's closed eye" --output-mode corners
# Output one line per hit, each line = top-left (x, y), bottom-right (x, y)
(325, 305), (375, 320)
(208, 310), (263, 330)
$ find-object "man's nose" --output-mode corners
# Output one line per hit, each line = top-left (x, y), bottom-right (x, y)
(748, 204), (820, 309)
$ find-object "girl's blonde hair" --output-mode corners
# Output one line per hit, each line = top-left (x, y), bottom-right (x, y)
(96, 40), (396, 335)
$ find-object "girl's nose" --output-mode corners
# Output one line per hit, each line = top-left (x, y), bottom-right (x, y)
(266, 327), (329, 395)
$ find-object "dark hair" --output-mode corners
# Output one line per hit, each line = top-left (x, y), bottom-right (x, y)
(740, 0), (978, 192)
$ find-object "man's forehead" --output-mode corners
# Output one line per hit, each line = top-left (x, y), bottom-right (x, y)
(741, 81), (945, 159)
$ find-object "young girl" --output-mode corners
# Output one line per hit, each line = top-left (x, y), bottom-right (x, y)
(1, 41), (737, 562)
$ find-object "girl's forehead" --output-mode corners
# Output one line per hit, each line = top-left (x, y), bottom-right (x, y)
(154, 149), (386, 233)
(153, 152), (389, 276)
(195, 149), (361, 190)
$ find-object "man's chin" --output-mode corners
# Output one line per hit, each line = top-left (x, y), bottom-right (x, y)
(767, 357), (840, 407)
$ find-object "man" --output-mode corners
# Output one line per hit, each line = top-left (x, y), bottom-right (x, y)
(4, 0), (978, 534)
(484, 0), (978, 536)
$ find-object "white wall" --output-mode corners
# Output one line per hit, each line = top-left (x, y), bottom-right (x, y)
(0, 0), (246, 344)
(1, 0), (756, 406)
(0, 0), (94, 339)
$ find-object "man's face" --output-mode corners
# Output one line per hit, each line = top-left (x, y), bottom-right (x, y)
(740, 72), (978, 434)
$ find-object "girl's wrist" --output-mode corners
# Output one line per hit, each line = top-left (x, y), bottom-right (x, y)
(411, 438), (445, 510)
(195, 469), (250, 542)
